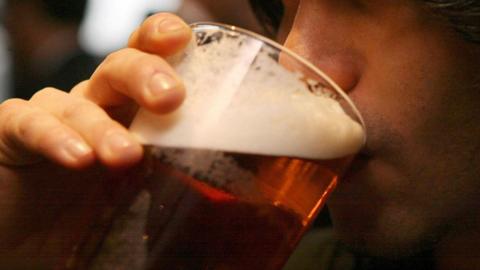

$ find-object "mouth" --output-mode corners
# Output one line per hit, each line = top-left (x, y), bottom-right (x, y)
(339, 147), (372, 184)
(357, 151), (372, 162)
(358, 141), (374, 158)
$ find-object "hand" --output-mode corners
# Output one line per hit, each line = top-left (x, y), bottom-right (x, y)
(0, 12), (191, 169)
(0, 13), (191, 267)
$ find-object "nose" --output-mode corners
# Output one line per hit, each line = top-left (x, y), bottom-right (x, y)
(283, 21), (362, 94)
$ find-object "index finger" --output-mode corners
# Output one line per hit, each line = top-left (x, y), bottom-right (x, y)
(128, 13), (192, 56)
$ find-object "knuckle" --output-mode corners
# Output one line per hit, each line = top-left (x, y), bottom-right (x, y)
(93, 48), (137, 79)
(97, 52), (120, 73)
(15, 110), (48, 142)
(0, 99), (28, 127)
(98, 49), (169, 82)
(0, 98), (26, 115)
(128, 29), (140, 47)
(97, 54), (116, 72)
(61, 100), (97, 121)
(70, 80), (90, 95)
(0, 99), (67, 154)
(97, 118), (121, 132)
(104, 48), (135, 64)
(35, 125), (68, 148)
(30, 87), (63, 102)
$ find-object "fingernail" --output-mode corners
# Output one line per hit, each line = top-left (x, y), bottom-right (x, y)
(104, 131), (136, 153)
(63, 138), (92, 160)
(147, 73), (178, 97)
(158, 18), (185, 32)
(101, 131), (142, 166)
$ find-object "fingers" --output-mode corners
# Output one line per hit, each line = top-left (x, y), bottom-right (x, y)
(73, 48), (186, 115)
(73, 12), (189, 114)
(0, 88), (144, 169)
(0, 98), (94, 169)
(0, 13), (191, 169)
(128, 13), (192, 56)
(30, 88), (143, 168)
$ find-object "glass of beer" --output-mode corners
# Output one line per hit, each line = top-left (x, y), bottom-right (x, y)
(128, 22), (366, 270)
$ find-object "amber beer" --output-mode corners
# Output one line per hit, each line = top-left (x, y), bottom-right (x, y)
(142, 146), (350, 270)
(129, 23), (366, 270)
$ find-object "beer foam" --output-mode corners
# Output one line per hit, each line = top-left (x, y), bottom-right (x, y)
(130, 27), (365, 159)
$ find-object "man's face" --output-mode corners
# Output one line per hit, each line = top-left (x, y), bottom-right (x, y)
(280, 0), (480, 257)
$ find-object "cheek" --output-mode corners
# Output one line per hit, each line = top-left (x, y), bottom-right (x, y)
(347, 34), (480, 212)
(350, 23), (478, 155)
(331, 18), (480, 253)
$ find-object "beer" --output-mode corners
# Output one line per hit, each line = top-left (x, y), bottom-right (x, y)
(142, 146), (350, 270)
(128, 23), (366, 270)
(0, 24), (366, 270)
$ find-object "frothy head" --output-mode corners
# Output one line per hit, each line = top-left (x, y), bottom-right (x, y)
(130, 23), (365, 160)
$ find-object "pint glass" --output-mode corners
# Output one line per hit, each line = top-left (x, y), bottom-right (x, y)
(128, 23), (366, 270)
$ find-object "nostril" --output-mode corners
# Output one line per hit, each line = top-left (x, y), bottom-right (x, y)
(280, 34), (362, 94)
(279, 53), (359, 93)
(283, 35), (362, 94)
(312, 56), (361, 94)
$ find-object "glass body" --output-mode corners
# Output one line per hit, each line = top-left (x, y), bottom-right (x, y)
(0, 23), (365, 270)
(141, 147), (350, 270)
(126, 23), (366, 270)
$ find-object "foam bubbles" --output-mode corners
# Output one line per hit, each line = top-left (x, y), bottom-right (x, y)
(130, 26), (365, 159)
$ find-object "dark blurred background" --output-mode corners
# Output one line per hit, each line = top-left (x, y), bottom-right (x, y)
(0, 0), (262, 100)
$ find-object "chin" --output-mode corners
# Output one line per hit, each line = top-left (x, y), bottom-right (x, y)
(327, 159), (442, 259)
(329, 219), (439, 260)
(328, 185), (446, 260)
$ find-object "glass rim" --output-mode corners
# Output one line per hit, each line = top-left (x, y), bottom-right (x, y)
(190, 21), (366, 141)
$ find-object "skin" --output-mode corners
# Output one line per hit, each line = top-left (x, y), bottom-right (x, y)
(278, 0), (480, 268)
(178, 0), (263, 33)
(0, 13), (190, 267)
(0, 1), (479, 269)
